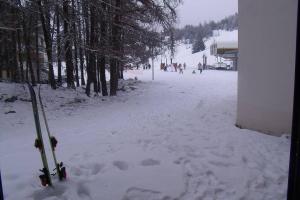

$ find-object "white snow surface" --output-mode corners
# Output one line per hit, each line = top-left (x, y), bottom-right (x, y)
(0, 67), (290, 200)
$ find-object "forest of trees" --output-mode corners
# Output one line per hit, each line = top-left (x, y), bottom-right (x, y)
(175, 13), (238, 53)
(0, 0), (181, 96)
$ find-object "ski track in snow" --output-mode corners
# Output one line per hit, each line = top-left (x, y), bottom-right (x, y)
(0, 69), (290, 200)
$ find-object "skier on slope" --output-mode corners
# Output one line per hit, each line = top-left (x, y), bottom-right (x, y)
(179, 64), (183, 74)
(198, 62), (203, 74)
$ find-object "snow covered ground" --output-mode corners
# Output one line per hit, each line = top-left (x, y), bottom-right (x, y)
(0, 68), (290, 200)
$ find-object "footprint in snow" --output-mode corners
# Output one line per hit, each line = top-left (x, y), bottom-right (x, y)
(31, 183), (67, 200)
(208, 160), (235, 167)
(111, 130), (118, 135)
(70, 166), (83, 176)
(77, 182), (91, 199)
(173, 157), (186, 165)
(90, 163), (105, 175)
(122, 187), (169, 200)
(140, 159), (160, 166)
(113, 161), (129, 171)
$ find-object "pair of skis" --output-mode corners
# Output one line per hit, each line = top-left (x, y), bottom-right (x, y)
(27, 83), (66, 187)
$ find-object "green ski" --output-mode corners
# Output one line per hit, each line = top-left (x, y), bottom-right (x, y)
(38, 85), (66, 181)
(27, 83), (52, 186)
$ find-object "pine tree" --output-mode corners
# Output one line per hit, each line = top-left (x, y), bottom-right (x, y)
(192, 34), (205, 54)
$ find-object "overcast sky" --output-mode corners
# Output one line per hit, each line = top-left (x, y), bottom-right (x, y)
(177, 0), (238, 28)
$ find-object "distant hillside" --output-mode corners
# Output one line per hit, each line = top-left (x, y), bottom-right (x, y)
(171, 30), (238, 69)
(175, 13), (238, 53)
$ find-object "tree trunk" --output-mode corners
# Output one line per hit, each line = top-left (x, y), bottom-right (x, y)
(38, 0), (56, 89)
(24, 33), (36, 85)
(56, 4), (62, 86)
(110, 59), (118, 96)
(110, 0), (121, 96)
(83, 0), (89, 86)
(35, 23), (40, 83)
(4, 37), (10, 79)
(79, 41), (85, 85)
(77, 0), (85, 86)
(11, 32), (19, 81)
(96, 56), (101, 93)
(119, 63), (124, 79)
(22, 19), (36, 85)
(63, 0), (75, 88)
(16, 30), (24, 82)
(74, 41), (80, 87)
(86, 4), (97, 96)
(99, 56), (108, 96)
(99, 1), (108, 96)
(72, 0), (79, 87)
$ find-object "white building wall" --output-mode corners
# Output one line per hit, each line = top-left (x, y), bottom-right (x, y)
(237, 0), (298, 135)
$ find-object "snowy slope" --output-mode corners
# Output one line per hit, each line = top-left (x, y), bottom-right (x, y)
(0, 66), (290, 200)
(168, 30), (238, 69)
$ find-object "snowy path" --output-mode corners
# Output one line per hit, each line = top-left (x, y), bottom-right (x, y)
(0, 70), (290, 200)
